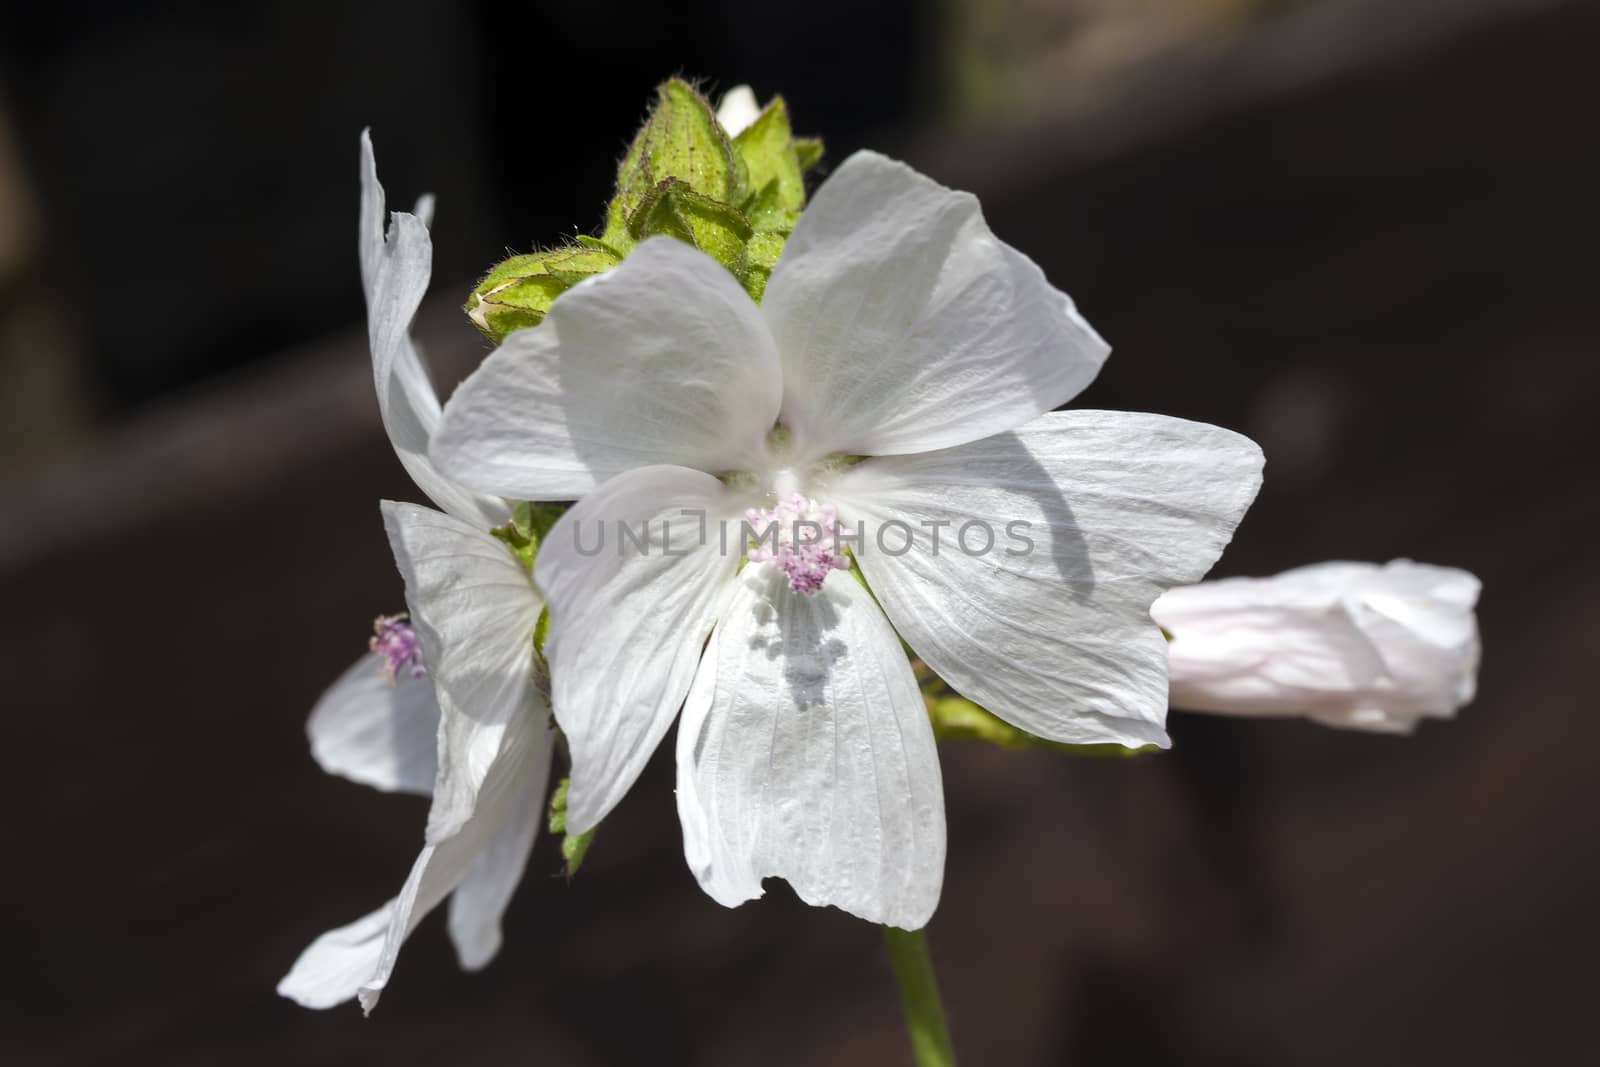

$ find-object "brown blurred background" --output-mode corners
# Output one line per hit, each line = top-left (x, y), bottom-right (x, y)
(2, 0), (1598, 1063)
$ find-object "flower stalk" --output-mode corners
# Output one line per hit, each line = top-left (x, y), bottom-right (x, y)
(883, 926), (957, 1067)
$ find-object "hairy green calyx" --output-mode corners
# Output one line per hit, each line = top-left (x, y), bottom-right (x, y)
(466, 78), (823, 343)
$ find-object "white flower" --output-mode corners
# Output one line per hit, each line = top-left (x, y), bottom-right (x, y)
(277, 133), (551, 1012)
(715, 84), (762, 136)
(432, 151), (1264, 929)
(1154, 559), (1481, 733)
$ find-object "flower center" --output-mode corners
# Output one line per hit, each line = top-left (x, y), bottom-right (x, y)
(370, 613), (426, 680)
(745, 492), (850, 595)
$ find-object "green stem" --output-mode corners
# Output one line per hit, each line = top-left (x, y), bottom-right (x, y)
(882, 926), (957, 1067)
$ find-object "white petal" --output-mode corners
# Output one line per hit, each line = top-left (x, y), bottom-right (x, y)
(762, 151), (1109, 460)
(831, 410), (1264, 747)
(675, 567), (945, 929)
(277, 904), (394, 1010)
(534, 465), (745, 832)
(359, 131), (508, 528)
(433, 237), (783, 500)
(1155, 559), (1481, 732)
(447, 740), (550, 971)
(357, 702), (551, 1012)
(277, 701), (550, 1012)
(716, 85), (762, 136)
(306, 654), (439, 796)
(382, 501), (544, 841)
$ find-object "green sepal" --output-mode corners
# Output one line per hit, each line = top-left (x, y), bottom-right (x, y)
(925, 693), (1158, 758)
(490, 500), (568, 571)
(912, 658), (1156, 758)
(489, 520), (536, 570)
(742, 178), (798, 233)
(533, 605), (549, 658)
(575, 233), (626, 257)
(467, 246), (620, 344)
(732, 98), (806, 218)
(547, 776), (597, 877)
(600, 197), (637, 256)
(741, 229), (789, 302)
(602, 79), (745, 251)
(470, 82), (821, 341)
(793, 137), (824, 172)
(541, 247), (621, 286)
(630, 178), (755, 271)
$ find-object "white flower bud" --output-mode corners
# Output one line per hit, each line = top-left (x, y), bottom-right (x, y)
(1154, 560), (1481, 733)
(715, 84), (762, 137)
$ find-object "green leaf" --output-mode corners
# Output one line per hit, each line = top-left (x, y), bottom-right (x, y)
(733, 97), (806, 216)
(601, 78), (743, 250)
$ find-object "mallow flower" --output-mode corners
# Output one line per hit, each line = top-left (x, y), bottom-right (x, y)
(1155, 559), (1482, 733)
(431, 150), (1266, 929)
(278, 132), (550, 1012)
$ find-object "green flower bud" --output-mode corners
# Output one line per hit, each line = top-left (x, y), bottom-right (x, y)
(630, 178), (754, 279)
(466, 245), (620, 344)
(601, 78), (745, 254)
(465, 80), (826, 338)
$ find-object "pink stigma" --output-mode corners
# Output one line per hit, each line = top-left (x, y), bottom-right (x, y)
(370, 613), (426, 681)
(745, 493), (851, 596)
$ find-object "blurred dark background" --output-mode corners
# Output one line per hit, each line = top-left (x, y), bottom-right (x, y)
(2, 0), (1597, 1063)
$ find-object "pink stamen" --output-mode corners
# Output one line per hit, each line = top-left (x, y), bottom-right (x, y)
(745, 493), (851, 596)
(370, 613), (426, 681)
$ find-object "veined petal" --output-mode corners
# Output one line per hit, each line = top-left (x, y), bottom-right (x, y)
(832, 410), (1264, 747)
(762, 150), (1109, 460)
(676, 567), (945, 929)
(382, 501), (544, 841)
(359, 131), (508, 529)
(277, 905), (393, 1009)
(1156, 559), (1481, 732)
(433, 237), (783, 500)
(277, 700), (551, 1011)
(357, 708), (549, 1012)
(306, 653), (440, 796)
(446, 744), (550, 971)
(534, 465), (745, 832)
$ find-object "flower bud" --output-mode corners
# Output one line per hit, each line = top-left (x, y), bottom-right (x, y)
(602, 78), (745, 255)
(1154, 559), (1481, 733)
(465, 80), (826, 340)
(465, 244), (619, 344)
(715, 85), (762, 137)
(598, 80), (823, 300)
